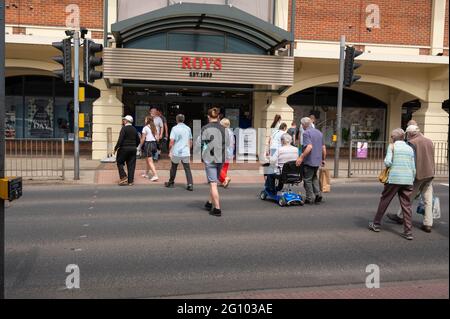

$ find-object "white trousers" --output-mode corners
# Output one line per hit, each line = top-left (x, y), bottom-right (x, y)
(396, 177), (434, 227)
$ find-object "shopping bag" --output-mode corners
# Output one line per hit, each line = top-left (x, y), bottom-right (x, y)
(416, 195), (425, 215)
(416, 195), (440, 219)
(432, 196), (441, 219)
(319, 167), (331, 193)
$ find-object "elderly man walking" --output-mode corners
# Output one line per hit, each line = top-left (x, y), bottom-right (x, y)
(387, 124), (435, 233)
(165, 114), (194, 191)
(115, 115), (140, 186)
(295, 117), (326, 204)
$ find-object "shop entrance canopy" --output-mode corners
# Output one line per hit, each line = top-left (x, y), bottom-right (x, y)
(111, 2), (293, 53)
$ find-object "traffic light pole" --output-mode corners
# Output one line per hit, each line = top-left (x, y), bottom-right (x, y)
(0, 0), (5, 300)
(73, 31), (80, 180)
(334, 35), (345, 178)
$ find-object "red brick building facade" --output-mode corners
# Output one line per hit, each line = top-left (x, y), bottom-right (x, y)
(288, 0), (448, 54)
(5, 0), (103, 34)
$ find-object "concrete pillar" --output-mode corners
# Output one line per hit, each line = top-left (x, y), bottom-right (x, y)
(91, 87), (123, 160)
(261, 95), (294, 130)
(253, 90), (270, 129)
(412, 102), (449, 142)
(412, 80), (449, 143)
(430, 0), (447, 55)
(386, 92), (403, 141)
(274, 0), (289, 31)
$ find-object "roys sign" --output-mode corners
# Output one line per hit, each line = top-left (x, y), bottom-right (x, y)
(181, 56), (222, 78)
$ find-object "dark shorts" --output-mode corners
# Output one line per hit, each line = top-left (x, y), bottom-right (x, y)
(143, 141), (157, 158)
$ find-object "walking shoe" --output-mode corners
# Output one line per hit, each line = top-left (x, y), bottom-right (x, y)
(128, 182), (134, 186)
(400, 232), (414, 240)
(314, 195), (323, 204)
(421, 225), (432, 233)
(368, 222), (381, 232)
(387, 213), (403, 224)
(149, 176), (159, 182)
(209, 208), (222, 217)
(141, 173), (149, 178)
(118, 177), (128, 186)
(304, 199), (314, 205)
(164, 182), (174, 188)
(186, 184), (193, 191)
(204, 201), (213, 211)
(223, 177), (231, 188)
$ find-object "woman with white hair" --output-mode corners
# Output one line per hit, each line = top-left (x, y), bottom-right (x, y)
(264, 133), (299, 194)
(369, 128), (416, 240)
(218, 118), (235, 188)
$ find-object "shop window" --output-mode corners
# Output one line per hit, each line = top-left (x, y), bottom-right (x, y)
(5, 96), (23, 138)
(5, 76), (99, 141)
(126, 33), (167, 50)
(226, 35), (265, 55)
(168, 32), (225, 53)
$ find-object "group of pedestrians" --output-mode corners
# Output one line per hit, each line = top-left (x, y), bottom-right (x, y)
(114, 106), (234, 217)
(266, 114), (325, 204)
(369, 120), (436, 240)
(115, 109), (437, 228)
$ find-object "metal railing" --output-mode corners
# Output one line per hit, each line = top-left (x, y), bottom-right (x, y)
(5, 139), (65, 180)
(348, 139), (448, 178)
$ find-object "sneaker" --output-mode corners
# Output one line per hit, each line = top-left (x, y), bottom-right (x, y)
(165, 182), (174, 188)
(186, 184), (193, 191)
(204, 201), (213, 211)
(149, 176), (159, 182)
(368, 222), (381, 232)
(400, 232), (414, 240)
(387, 213), (403, 224)
(304, 199), (314, 205)
(421, 225), (432, 233)
(141, 172), (149, 178)
(118, 177), (128, 186)
(128, 182), (134, 186)
(209, 208), (222, 217)
(314, 195), (323, 204)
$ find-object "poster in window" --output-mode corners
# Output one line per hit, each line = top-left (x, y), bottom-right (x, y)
(356, 142), (368, 159)
(28, 98), (53, 138)
(5, 112), (16, 138)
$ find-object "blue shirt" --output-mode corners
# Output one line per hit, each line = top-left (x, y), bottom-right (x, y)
(170, 123), (192, 157)
(302, 127), (324, 167)
(385, 141), (416, 185)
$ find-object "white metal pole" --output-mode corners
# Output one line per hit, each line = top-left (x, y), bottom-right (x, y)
(334, 35), (345, 178)
(74, 31), (80, 180)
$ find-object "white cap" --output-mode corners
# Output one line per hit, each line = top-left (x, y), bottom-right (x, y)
(123, 115), (133, 123)
(406, 125), (419, 133)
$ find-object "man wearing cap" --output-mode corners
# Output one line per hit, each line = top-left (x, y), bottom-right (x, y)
(114, 115), (140, 186)
(388, 124), (435, 233)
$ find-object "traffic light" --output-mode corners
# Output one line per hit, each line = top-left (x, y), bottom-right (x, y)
(343, 46), (363, 87)
(84, 39), (103, 83)
(52, 38), (72, 83)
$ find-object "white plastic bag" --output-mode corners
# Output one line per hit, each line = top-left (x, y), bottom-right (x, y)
(432, 196), (441, 219)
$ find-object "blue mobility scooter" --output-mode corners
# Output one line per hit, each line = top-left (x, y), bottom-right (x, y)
(260, 161), (304, 207)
